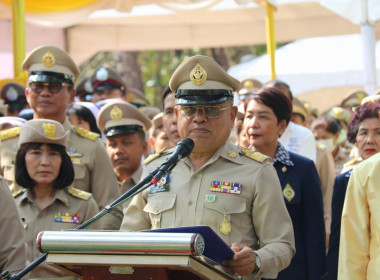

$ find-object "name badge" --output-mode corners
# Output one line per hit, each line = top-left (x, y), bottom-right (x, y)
(150, 174), (170, 194)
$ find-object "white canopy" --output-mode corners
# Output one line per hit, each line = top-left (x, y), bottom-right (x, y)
(228, 34), (380, 112)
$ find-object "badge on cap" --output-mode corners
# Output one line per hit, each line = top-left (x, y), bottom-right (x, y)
(96, 67), (108, 81)
(43, 123), (57, 139)
(190, 63), (207, 86)
(42, 50), (56, 68)
(243, 80), (254, 89)
(283, 183), (295, 202)
(110, 105), (122, 121)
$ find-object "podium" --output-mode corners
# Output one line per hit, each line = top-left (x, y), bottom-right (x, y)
(38, 230), (235, 280)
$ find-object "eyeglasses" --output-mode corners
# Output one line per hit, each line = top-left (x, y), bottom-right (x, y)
(177, 105), (231, 119)
(29, 82), (70, 94)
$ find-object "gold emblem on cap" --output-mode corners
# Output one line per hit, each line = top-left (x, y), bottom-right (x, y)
(110, 105), (122, 121)
(220, 215), (231, 235)
(42, 50), (56, 68)
(243, 80), (254, 89)
(43, 123), (57, 139)
(190, 63), (207, 86)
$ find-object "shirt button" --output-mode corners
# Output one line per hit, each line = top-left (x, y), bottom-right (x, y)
(154, 207), (159, 213)
(187, 201), (192, 206)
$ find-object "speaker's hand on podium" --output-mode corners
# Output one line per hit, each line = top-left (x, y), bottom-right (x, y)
(222, 243), (256, 277)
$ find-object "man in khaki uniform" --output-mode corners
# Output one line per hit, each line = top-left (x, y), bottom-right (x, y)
(121, 55), (295, 279)
(90, 66), (127, 103)
(0, 178), (27, 275)
(97, 100), (151, 200)
(0, 45), (123, 230)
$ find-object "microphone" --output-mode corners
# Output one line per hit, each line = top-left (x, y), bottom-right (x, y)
(151, 138), (194, 184)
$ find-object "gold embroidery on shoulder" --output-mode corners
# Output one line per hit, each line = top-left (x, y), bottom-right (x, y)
(67, 187), (92, 200)
(74, 127), (99, 141)
(0, 127), (21, 141)
(240, 147), (269, 163)
(143, 147), (167, 165)
(13, 189), (25, 198)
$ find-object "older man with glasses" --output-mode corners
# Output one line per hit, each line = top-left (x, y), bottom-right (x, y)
(121, 55), (295, 279)
(0, 45), (123, 230)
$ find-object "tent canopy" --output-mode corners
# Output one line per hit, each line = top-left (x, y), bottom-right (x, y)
(1, 0), (380, 66)
(228, 34), (380, 112)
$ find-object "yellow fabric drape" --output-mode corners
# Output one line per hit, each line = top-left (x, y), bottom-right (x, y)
(0, 0), (99, 13)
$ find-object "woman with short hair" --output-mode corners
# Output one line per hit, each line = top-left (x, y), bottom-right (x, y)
(14, 119), (100, 279)
(243, 87), (326, 280)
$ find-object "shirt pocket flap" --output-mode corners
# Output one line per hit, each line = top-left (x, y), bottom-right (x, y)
(144, 194), (177, 214)
(204, 195), (246, 214)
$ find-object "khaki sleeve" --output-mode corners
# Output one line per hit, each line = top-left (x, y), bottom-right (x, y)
(252, 164), (295, 279)
(317, 150), (335, 234)
(90, 139), (123, 230)
(0, 179), (28, 274)
(338, 167), (370, 279)
(120, 167), (154, 231)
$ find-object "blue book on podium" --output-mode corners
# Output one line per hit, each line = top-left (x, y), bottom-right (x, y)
(148, 226), (234, 265)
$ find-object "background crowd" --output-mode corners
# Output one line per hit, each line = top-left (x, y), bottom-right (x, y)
(1, 45), (380, 280)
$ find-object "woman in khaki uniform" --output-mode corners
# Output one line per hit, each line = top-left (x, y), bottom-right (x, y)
(14, 119), (100, 279)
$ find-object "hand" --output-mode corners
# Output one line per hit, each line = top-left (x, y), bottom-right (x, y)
(222, 243), (256, 276)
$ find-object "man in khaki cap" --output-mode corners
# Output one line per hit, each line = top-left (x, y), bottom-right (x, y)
(97, 100), (151, 202)
(121, 55), (295, 279)
(0, 45), (123, 230)
(238, 78), (263, 103)
(91, 66), (127, 103)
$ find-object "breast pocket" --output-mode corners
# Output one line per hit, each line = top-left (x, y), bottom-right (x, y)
(73, 164), (86, 180)
(204, 195), (246, 244)
(144, 194), (176, 229)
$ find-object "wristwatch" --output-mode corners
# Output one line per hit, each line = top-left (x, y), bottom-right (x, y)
(253, 252), (261, 273)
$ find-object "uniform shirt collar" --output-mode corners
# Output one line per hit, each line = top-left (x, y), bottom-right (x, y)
(272, 142), (294, 166)
(19, 188), (71, 208)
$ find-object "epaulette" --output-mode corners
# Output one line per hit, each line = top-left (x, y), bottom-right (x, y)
(73, 127), (99, 141)
(67, 186), (92, 200)
(13, 189), (25, 198)
(316, 142), (325, 151)
(240, 146), (269, 163)
(143, 146), (168, 165)
(0, 127), (21, 141)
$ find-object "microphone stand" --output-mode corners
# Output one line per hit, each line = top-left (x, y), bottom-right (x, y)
(1, 166), (161, 280)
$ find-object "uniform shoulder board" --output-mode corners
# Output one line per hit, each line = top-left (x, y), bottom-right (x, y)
(143, 146), (168, 165)
(0, 126), (21, 141)
(316, 142), (325, 151)
(67, 186), (92, 200)
(13, 189), (25, 198)
(240, 146), (269, 163)
(73, 127), (99, 141)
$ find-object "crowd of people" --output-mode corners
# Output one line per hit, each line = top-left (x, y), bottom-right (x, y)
(0, 45), (380, 280)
